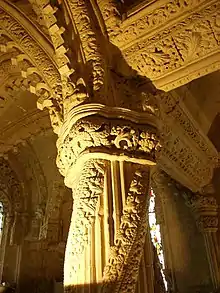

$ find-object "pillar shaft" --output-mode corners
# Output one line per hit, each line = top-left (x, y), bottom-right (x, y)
(194, 206), (220, 289)
(56, 103), (161, 292)
(64, 159), (154, 293)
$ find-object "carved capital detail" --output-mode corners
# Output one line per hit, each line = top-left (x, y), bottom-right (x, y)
(196, 216), (218, 233)
(184, 194), (218, 233)
(56, 109), (160, 187)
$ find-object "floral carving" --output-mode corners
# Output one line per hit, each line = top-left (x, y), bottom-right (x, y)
(56, 115), (160, 177)
(97, 0), (121, 38)
(196, 216), (218, 232)
(62, 0), (105, 93)
(111, 0), (206, 47)
(121, 1), (220, 90)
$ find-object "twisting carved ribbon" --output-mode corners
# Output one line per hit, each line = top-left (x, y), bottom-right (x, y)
(102, 164), (150, 293)
(64, 159), (106, 292)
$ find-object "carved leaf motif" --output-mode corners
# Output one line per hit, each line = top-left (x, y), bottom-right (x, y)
(57, 116), (159, 177)
(212, 13), (220, 43)
(143, 50), (170, 65)
(176, 32), (201, 62)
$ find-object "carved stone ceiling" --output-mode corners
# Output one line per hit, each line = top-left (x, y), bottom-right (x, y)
(113, 0), (220, 92)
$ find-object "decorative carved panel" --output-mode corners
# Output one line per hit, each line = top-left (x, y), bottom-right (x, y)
(111, 0), (220, 91)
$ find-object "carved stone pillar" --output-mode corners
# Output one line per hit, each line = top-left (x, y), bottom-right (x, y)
(184, 194), (220, 289)
(56, 107), (160, 293)
(18, 1), (218, 292)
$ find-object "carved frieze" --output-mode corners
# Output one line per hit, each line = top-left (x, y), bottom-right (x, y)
(111, 0), (209, 47)
(156, 91), (218, 192)
(114, 0), (220, 91)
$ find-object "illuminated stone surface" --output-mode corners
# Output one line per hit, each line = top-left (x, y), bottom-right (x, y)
(0, 1), (219, 293)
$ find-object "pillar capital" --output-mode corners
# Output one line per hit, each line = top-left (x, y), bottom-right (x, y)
(56, 104), (160, 188)
(184, 194), (218, 233)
